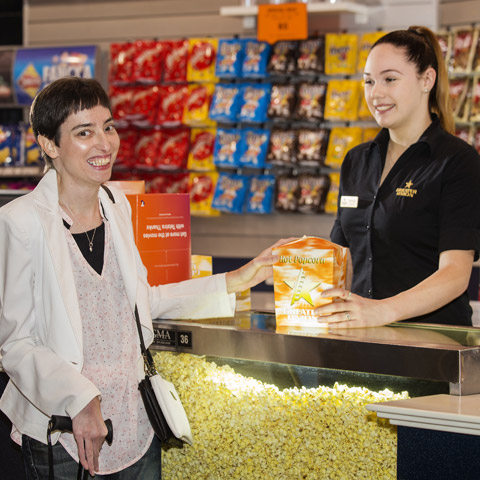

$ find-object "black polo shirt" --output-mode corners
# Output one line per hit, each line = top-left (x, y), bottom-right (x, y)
(330, 115), (480, 325)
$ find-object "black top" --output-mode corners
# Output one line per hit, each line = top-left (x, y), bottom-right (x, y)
(64, 220), (105, 275)
(330, 115), (480, 325)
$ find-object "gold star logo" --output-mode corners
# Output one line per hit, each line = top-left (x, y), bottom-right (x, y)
(405, 180), (413, 189)
(284, 268), (321, 306)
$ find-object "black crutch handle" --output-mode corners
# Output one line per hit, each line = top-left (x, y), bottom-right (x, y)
(49, 415), (113, 445)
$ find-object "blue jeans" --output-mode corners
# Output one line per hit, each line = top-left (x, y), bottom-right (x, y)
(22, 434), (162, 480)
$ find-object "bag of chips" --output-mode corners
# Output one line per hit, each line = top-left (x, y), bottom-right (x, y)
(213, 128), (242, 168)
(325, 33), (358, 75)
(183, 83), (216, 127)
(296, 175), (330, 214)
(268, 41), (298, 75)
(273, 236), (347, 327)
(163, 40), (189, 83)
(238, 128), (270, 169)
(189, 171), (220, 216)
(356, 31), (385, 73)
(216, 38), (245, 78)
(268, 84), (297, 119)
(241, 39), (271, 78)
(187, 38), (219, 83)
(237, 83), (271, 124)
(209, 84), (242, 123)
(188, 128), (216, 171)
(275, 176), (299, 212)
(297, 37), (325, 75)
(295, 82), (327, 122)
(325, 127), (362, 168)
(451, 27), (477, 74)
(324, 79), (361, 122)
(211, 172), (249, 213)
(245, 174), (276, 214)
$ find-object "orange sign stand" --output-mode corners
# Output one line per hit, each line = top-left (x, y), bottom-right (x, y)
(127, 193), (191, 286)
(257, 3), (308, 44)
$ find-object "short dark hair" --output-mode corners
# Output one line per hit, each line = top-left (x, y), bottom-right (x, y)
(29, 76), (112, 167)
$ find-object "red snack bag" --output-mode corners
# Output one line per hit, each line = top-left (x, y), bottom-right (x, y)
(163, 40), (189, 83)
(130, 85), (160, 126)
(145, 173), (190, 194)
(109, 42), (135, 84)
(116, 129), (139, 168)
(134, 130), (163, 168)
(109, 86), (133, 126)
(157, 127), (189, 170)
(157, 84), (189, 126)
(132, 39), (164, 84)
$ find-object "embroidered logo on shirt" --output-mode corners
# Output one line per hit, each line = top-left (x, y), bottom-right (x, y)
(396, 180), (417, 198)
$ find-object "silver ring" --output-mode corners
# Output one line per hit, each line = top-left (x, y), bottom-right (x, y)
(346, 291), (352, 301)
(345, 312), (351, 321)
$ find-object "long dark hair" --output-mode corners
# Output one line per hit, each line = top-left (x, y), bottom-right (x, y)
(372, 26), (454, 134)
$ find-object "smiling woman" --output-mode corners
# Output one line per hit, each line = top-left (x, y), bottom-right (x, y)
(0, 76), (289, 480)
(317, 26), (480, 329)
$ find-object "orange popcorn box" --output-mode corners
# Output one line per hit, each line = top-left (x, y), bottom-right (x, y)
(273, 236), (347, 326)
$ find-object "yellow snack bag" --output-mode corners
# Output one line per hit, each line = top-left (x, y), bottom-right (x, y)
(273, 236), (347, 326)
(183, 83), (216, 126)
(325, 127), (362, 168)
(189, 171), (220, 216)
(187, 128), (216, 171)
(357, 31), (386, 72)
(324, 172), (341, 215)
(324, 79), (361, 121)
(357, 80), (374, 120)
(187, 38), (219, 83)
(363, 127), (381, 143)
(25, 125), (42, 165)
(325, 33), (358, 75)
(191, 255), (213, 278)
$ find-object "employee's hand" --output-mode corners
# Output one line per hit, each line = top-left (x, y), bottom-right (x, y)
(72, 396), (108, 476)
(314, 288), (396, 329)
(225, 238), (297, 294)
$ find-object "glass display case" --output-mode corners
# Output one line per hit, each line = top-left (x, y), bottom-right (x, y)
(152, 311), (480, 396)
(151, 312), (480, 480)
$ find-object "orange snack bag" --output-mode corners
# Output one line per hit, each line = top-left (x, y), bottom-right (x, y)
(273, 236), (347, 326)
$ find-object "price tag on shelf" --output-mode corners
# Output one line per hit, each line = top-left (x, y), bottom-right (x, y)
(257, 3), (308, 45)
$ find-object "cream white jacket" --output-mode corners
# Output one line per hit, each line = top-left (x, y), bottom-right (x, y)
(0, 170), (234, 444)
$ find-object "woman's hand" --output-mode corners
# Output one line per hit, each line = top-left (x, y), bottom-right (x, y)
(72, 396), (108, 476)
(225, 238), (297, 294)
(314, 288), (397, 329)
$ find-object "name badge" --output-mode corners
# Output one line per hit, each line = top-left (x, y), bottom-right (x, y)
(340, 196), (358, 208)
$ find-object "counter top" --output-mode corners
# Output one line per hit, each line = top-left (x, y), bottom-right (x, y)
(152, 311), (480, 395)
(367, 394), (480, 436)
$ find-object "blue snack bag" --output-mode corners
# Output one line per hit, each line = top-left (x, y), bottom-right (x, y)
(241, 39), (271, 78)
(213, 128), (242, 168)
(209, 83), (242, 123)
(246, 174), (276, 214)
(0, 125), (14, 167)
(212, 172), (249, 213)
(237, 83), (271, 124)
(238, 128), (270, 169)
(215, 38), (245, 78)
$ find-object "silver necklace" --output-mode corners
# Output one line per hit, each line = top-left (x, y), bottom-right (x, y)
(62, 201), (98, 253)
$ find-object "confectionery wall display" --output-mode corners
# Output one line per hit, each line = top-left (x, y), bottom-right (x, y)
(3, 26), (480, 214)
(107, 33), (385, 217)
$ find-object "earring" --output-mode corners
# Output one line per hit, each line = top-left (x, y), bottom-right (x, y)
(424, 88), (429, 93)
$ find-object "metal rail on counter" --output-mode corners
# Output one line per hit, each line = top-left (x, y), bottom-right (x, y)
(152, 311), (480, 396)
